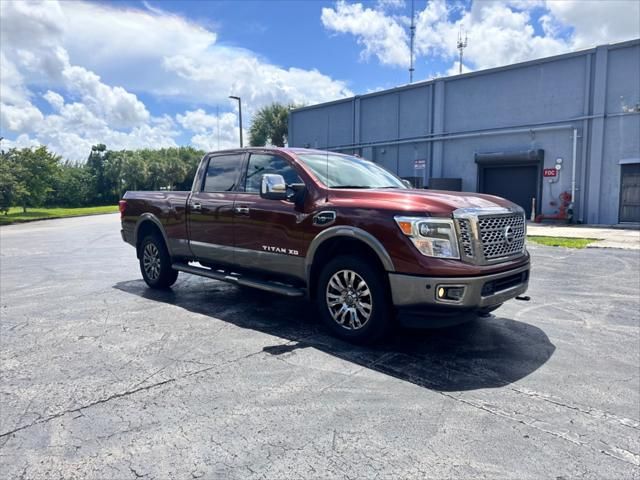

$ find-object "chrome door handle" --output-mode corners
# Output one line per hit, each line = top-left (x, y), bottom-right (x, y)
(234, 206), (250, 215)
(191, 202), (202, 212)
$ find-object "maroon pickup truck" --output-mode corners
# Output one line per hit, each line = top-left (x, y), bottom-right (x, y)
(120, 147), (529, 343)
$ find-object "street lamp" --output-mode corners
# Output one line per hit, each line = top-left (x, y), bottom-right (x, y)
(228, 96), (243, 148)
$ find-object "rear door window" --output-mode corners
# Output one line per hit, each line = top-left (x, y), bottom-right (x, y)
(202, 154), (243, 192)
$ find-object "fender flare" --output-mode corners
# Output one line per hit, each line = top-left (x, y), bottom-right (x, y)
(134, 213), (172, 256)
(305, 226), (395, 284)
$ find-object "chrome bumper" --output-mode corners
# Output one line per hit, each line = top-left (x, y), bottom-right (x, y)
(388, 263), (530, 309)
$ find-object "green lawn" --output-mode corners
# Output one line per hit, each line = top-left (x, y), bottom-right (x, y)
(0, 206), (118, 225)
(527, 236), (598, 249)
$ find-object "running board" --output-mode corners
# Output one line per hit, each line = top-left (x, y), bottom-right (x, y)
(171, 262), (305, 297)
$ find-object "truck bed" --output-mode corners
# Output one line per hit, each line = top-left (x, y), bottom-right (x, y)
(121, 190), (190, 248)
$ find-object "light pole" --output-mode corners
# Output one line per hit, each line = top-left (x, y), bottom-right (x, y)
(229, 96), (243, 148)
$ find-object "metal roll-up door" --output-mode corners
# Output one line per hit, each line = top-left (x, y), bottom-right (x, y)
(619, 163), (640, 223)
(475, 150), (543, 219)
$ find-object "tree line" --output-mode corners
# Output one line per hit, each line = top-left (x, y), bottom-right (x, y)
(0, 103), (293, 213)
(0, 144), (205, 213)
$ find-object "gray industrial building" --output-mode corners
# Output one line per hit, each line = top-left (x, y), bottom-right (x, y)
(289, 39), (640, 225)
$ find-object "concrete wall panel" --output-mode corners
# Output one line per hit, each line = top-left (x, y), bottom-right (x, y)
(361, 94), (399, 143)
(444, 56), (587, 132)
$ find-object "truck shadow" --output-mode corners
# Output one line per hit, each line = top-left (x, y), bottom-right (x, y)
(114, 277), (555, 393)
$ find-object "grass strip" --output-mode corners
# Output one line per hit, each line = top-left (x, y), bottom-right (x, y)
(527, 236), (598, 249)
(0, 206), (118, 225)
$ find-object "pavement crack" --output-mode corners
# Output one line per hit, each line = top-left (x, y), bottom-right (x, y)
(511, 387), (640, 431)
(0, 377), (176, 441)
(439, 391), (640, 467)
(0, 345), (270, 443)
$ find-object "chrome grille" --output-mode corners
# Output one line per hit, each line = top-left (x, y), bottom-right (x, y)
(457, 219), (474, 257)
(477, 213), (526, 259)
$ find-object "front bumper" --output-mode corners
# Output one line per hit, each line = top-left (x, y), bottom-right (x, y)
(388, 263), (530, 309)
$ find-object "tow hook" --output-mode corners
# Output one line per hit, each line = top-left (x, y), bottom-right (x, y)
(515, 295), (531, 301)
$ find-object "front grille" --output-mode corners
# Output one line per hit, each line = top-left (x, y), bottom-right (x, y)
(457, 219), (474, 257)
(478, 213), (526, 259)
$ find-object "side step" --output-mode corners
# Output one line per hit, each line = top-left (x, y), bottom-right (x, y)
(171, 262), (305, 297)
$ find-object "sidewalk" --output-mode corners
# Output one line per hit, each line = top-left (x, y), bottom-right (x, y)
(527, 223), (640, 250)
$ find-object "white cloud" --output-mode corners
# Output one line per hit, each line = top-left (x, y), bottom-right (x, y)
(545, 0), (640, 48)
(322, 0), (640, 75)
(177, 109), (246, 151)
(0, 0), (351, 161)
(0, 104), (43, 133)
(43, 90), (64, 111)
(61, 64), (150, 128)
(321, 0), (410, 67)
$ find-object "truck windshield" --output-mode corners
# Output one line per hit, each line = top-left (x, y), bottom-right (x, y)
(296, 153), (407, 189)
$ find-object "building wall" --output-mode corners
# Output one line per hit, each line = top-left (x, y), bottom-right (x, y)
(289, 39), (640, 225)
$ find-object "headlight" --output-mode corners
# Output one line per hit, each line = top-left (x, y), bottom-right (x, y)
(394, 216), (460, 259)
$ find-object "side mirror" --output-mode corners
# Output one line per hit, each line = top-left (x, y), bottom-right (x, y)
(402, 179), (412, 188)
(260, 174), (287, 200)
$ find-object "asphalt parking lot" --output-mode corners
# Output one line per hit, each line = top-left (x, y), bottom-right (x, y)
(1, 213), (638, 479)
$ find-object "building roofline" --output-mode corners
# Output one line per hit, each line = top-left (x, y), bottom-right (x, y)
(291, 38), (640, 114)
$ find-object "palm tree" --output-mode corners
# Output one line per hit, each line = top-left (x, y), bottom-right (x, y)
(249, 103), (296, 147)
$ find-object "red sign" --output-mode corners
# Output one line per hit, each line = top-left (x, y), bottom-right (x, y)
(543, 168), (557, 177)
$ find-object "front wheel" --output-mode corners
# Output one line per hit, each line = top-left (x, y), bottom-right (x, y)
(316, 255), (393, 344)
(139, 235), (178, 289)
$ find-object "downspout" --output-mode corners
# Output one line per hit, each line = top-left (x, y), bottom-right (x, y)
(569, 128), (578, 222)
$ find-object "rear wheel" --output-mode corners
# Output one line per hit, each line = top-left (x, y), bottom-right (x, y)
(316, 255), (393, 344)
(139, 234), (178, 289)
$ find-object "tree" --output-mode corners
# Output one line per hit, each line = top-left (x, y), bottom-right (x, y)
(86, 144), (110, 204)
(49, 162), (93, 207)
(0, 155), (25, 214)
(249, 103), (295, 147)
(3, 147), (60, 212)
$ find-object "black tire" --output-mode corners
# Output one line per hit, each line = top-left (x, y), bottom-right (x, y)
(315, 255), (394, 344)
(139, 234), (178, 289)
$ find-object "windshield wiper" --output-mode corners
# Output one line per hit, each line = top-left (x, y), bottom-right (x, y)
(330, 185), (372, 189)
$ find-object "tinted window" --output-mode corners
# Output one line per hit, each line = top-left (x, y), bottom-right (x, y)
(203, 154), (243, 192)
(243, 154), (302, 193)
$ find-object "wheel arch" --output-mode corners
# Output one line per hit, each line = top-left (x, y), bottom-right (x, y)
(306, 226), (395, 299)
(135, 214), (171, 258)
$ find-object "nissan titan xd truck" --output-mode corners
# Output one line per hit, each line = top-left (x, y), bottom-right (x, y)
(120, 148), (530, 343)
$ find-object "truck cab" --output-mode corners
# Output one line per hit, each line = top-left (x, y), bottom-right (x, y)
(120, 148), (530, 343)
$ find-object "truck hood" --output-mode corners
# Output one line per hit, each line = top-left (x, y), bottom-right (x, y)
(328, 188), (519, 216)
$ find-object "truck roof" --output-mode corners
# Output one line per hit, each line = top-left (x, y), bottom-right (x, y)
(205, 147), (342, 156)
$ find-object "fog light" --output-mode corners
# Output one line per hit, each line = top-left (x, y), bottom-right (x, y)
(436, 285), (466, 302)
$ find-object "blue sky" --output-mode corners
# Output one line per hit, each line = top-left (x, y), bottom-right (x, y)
(1, 0), (638, 160)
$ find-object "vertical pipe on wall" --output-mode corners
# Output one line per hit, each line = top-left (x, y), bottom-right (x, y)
(571, 128), (578, 205)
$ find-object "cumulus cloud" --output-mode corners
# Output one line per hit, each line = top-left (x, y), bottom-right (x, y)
(321, 1), (410, 67)
(321, 0), (640, 73)
(0, 0), (351, 161)
(176, 109), (246, 151)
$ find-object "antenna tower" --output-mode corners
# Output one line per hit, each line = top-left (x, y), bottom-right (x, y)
(409, 0), (415, 83)
(457, 25), (467, 75)
(216, 105), (220, 150)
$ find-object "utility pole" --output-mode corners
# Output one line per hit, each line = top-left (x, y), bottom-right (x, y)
(457, 25), (467, 75)
(409, 0), (415, 83)
(216, 105), (220, 150)
(229, 96), (243, 147)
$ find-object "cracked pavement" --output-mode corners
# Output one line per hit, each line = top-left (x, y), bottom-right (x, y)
(0, 213), (638, 479)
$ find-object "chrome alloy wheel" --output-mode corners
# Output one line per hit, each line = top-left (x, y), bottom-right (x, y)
(326, 269), (373, 330)
(142, 242), (161, 281)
